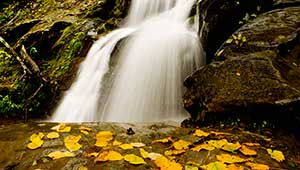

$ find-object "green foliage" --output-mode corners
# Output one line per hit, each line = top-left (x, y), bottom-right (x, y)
(0, 95), (23, 115)
(0, 3), (18, 25)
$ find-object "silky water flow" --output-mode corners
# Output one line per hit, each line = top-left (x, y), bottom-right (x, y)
(50, 0), (205, 122)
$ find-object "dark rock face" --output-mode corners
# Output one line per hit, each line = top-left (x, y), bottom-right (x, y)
(184, 7), (300, 130)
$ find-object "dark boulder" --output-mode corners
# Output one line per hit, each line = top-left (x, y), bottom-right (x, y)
(184, 7), (300, 131)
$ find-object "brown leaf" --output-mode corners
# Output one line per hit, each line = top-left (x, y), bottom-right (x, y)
(239, 145), (257, 156)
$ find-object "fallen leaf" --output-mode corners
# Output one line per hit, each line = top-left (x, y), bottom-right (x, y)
(47, 132), (60, 139)
(193, 129), (209, 137)
(79, 126), (92, 132)
(64, 135), (81, 152)
(95, 131), (114, 147)
(37, 124), (46, 127)
(210, 131), (230, 136)
(27, 132), (44, 150)
(208, 139), (228, 149)
(80, 130), (89, 135)
(139, 148), (149, 158)
(86, 152), (99, 158)
(95, 150), (123, 162)
(216, 154), (246, 164)
(243, 143), (260, 147)
(267, 149), (285, 162)
(222, 142), (241, 152)
(245, 162), (269, 170)
(173, 140), (191, 150)
(240, 145), (257, 156)
(154, 156), (182, 170)
(119, 144), (134, 150)
(227, 164), (244, 170)
(130, 142), (145, 148)
(47, 151), (74, 160)
(113, 140), (122, 146)
(51, 123), (71, 132)
(152, 137), (172, 144)
(124, 154), (146, 165)
(148, 152), (163, 160)
(201, 161), (227, 170)
(164, 149), (185, 156)
(191, 143), (215, 152)
(78, 166), (88, 170)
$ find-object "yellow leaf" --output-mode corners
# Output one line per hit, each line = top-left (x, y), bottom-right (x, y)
(243, 142), (260, 147)
(47, 151), (74, 160)
(225, 39), (233, 44)
(86, 152), (99, 158)
(139, 148), (149, 158)
(245, 162), (269, 170)
(152, 137), (172, 144)
(51, 123), (71, 132)
(267, 149), (285, 162)
(193, 129), (209, 137)
(210, 131), (230, 136)
(239, 145), (257, 156)
(148, 152), (163, 160)
(47, 132), (60, 139)
(154, 156), (182, 170)
(37, 124), (46, 127)
(173, 140), (191, 150)
(95, 151), (123, 162)
(216, 154), (246, 164)
(185, 165), (198, 170)
(79, 166), (88, 170)
(191, 143), (215, 152)
(221, 142), (241, 152)
(95, 131), (114, 147)
(164, 149), (185, 156)
(27, 132), (44, 150)
(64, 135), (81, 152)
(124, 154), (146, 165)
(201, 161), (227, 170)
(208, 139), (228, 149)
(80, 130), (89, 135)
(79, 126), (92, 132)
(130, 142), (145, 148)
(119, 144), (134, 150)
(112, 140), (122, 146)
(227, 164), (244, 170)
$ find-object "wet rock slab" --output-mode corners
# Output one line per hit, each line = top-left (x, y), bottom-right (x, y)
(0, 122), (299, 169)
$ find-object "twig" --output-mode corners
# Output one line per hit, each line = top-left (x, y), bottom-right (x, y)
(20, 45), (40, 73)
(0, 36), (32, 74)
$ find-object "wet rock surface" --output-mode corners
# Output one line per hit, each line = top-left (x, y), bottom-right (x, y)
(184, 6), (300, 131)
(0, 122), (299, 170)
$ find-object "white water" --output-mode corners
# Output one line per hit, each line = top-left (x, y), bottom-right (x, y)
(50, 0), (205, 122)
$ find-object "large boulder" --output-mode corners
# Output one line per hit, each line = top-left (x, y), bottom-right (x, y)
(184, 7), (300, 130)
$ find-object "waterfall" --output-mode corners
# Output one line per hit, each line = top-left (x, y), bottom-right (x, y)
(50, 0), (205, 122)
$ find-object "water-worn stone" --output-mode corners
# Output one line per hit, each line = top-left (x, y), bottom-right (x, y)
(184, 7), (300, 130)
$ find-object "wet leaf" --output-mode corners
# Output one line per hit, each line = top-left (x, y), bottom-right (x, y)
(47, 151), (74, 160)
(95, 131), (114, 147)
(148, 152), (163, 160)
(80, 130), (89, 135)
(130, 142), (145, 148)
(139, 148), (149, 158)
(124, 154), (146, 165)
(245, 162), (269, 170)
(227, 164), (244, 170)
(208, 139), (228, 149)
(216, 154), (246, 164)
(27, 132), (44, 150)
(164, 149), (185, 156)
(210, 131), (230, 136)
(51, 123), (71, 132)
(243, 143), (260, 147)
(152, 137), (172, 144)
(119, 144), (134, 150)
(201, 161), (227, 170)
(86, 152), (99, 158)
(64, 135), (81, 152)
(185, 165), (198, 170)
(113, 140), (122, 146)
(79, 126), (92, 132)
(173, 140), (191, 150)
(154, 156), (182, 170)
(267, 149), (285, 162)
(79, 166), (88, 170)
(240, 145), (257, 156)
(37, 124), (46, 127)
(221, 142), (241, 152)
(47, 132), (60, 139)
(95, 150), (123, 162)
(193, 129), (209, 137)
(191, 143), (215, 152)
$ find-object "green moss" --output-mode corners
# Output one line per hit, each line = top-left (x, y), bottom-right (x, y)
(0, 95), (23, 116)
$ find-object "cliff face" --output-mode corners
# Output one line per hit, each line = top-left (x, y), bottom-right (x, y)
(0, 0), (130, 119)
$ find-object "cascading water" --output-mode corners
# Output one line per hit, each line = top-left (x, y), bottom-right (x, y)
(50, 0), (205, 122)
